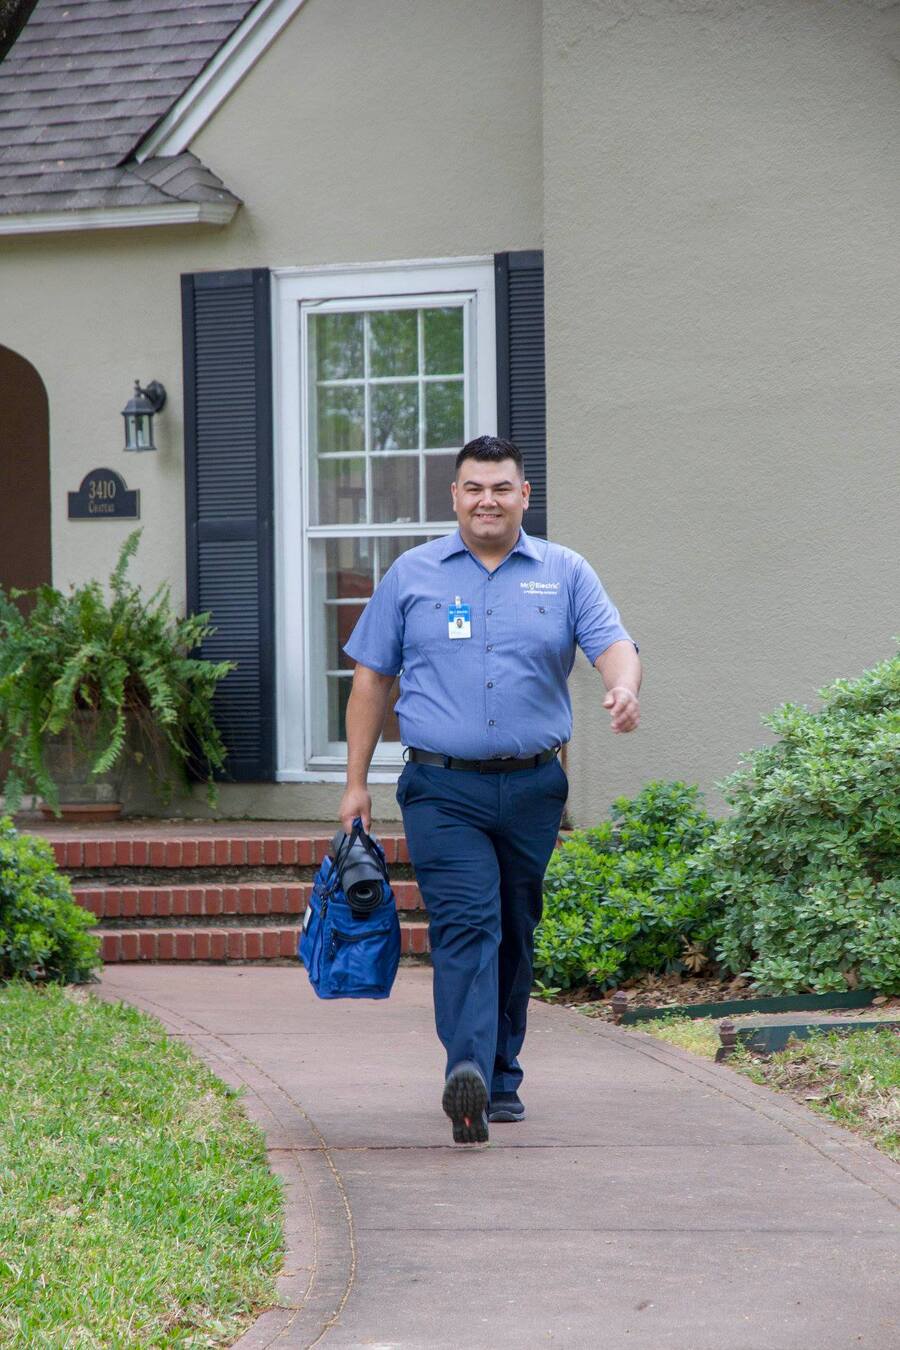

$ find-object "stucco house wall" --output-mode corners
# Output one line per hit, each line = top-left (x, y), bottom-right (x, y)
(0, 0), (542, 818)
(1, 0), (896, 823)
(0, 0), (542, 607)
(544, 0), (900, 819)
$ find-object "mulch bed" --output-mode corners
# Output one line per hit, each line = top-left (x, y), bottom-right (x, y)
(557, 972), (763, 1020)
(553, 973), (900, 1022)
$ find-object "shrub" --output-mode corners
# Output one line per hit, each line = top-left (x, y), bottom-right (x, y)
(0, 530), (234, 814)
(534, 781), (719, 991)
(701, 645), (900, 994)
(0, 818), (101, 985)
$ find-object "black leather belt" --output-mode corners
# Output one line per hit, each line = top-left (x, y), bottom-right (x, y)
(405, 746), (561, 774)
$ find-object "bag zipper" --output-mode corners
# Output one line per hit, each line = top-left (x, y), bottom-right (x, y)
(328, 926), (393, 960)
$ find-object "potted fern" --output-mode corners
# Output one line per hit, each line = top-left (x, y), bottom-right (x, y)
(0, 530), (234, 819)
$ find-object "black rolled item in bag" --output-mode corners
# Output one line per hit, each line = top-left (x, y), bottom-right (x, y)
(331, 817), (390, 916)
(298, 817), (401, 999)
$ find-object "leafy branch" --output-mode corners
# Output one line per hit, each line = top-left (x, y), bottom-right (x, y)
(0, 530), (235, 813)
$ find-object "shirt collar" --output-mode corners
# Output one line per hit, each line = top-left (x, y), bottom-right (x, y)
(436, 525), (543, 563)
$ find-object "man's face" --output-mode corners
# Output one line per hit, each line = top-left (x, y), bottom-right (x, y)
(450, 457), (530, 544)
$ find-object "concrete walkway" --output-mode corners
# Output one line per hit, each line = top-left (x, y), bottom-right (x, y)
(93, 966), (899, 1350)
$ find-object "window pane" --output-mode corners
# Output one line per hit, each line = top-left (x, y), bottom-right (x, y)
(424, 307), (463, 375)
(313, 537), (374, 599)
(315, 457), (366, 525)
(369, 310), (418, 378)
(328, 602), (366, 670)
(316, 386), (364, 452)
(425, 379), (464, 448)
(378, 535), (430, 574)
(425, 453), (457, 521)
(314, 312), (364, 381)
(327, 674), (353, 742)
(372, 456), (419, 524)
(371, 383), (419, 451)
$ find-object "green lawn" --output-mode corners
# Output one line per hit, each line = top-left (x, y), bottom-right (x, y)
(633, 1015), (899, 1161)
(0, 978), (286, 1348)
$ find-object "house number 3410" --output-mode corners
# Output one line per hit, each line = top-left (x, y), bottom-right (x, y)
(68, 468), (140, 521)
(89, 477), (117, 501)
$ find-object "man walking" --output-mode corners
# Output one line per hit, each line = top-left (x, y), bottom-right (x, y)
(339, 435), (641, 1143)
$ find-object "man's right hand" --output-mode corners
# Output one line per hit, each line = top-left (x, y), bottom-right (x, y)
(339, 785), (372, 834)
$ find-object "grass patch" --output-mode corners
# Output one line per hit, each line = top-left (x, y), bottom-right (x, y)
(632, 1015), (720, 1058)
(737, 1028), (899, 1161)
(0, 978), (286, 1347)
(627, 1014), (899, 1161)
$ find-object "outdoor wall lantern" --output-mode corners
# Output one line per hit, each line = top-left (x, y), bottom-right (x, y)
(122, 379), (166, 452)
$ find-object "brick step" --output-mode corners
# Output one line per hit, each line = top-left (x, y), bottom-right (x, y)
(45, 831), (410, 870)
(69, 865), (420, 887)
(95, 922), (430, 963)
(73, 880), (425, 920)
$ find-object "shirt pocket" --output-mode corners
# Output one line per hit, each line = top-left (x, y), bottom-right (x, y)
(404, 598), (461, 652)
(516, 598), (569, 654)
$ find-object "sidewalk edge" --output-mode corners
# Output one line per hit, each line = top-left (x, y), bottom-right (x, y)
(533, 1000), (900, 1207)
(91, 980), (355, 1350)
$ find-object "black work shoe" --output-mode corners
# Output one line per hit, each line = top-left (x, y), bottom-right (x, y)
(488, 1092), (525, 1122)
(442, 1060), (489, 1144)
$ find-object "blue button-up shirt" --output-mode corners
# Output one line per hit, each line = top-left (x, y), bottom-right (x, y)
(342, 527), (638, 759)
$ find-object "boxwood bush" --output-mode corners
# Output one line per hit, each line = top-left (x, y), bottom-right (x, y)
(534, 781), (719, 991)
(0, 818), (101, 985)
(700, 645), (900, 994)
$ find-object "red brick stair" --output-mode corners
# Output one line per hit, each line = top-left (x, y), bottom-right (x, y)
(26, 821), (429, 964)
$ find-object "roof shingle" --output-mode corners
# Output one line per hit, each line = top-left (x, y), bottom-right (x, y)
(0, 0), (255, 220)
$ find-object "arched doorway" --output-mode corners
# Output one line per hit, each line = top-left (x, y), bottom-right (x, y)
(0, 345), (51, 596)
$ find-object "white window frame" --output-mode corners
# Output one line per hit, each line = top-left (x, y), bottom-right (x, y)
(273, 258), (497, 783)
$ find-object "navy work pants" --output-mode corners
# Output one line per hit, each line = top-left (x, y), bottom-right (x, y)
(396, 754), (569, 1095)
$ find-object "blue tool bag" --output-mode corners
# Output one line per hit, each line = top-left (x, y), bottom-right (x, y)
(298, 818), (401, 999)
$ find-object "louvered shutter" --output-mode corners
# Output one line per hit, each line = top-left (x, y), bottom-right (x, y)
(181, 268), (275, 781)
(494, 251), (547, 538)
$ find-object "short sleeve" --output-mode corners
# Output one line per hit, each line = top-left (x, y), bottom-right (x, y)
(342, 563), (403, 676)
(571, 556), (639, 664)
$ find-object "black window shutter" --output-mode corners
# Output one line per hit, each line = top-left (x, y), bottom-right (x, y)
(495, 250), (546, 538)
(182, 268), (275, 781)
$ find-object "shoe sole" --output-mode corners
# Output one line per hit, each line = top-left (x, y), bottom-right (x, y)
(488, 1106), (525, 1123)
(442, 1066), (489, 1144)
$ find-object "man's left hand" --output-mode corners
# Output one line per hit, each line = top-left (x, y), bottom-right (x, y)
(602, 686), (640, 733)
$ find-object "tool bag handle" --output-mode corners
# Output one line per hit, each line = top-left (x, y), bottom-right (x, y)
(329, 815), (390, 893)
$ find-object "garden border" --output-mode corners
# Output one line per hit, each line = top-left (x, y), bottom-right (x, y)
(617, 989), (880, 1025)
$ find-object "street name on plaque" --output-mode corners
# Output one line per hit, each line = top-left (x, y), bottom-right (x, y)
(68, 468), (140, 520)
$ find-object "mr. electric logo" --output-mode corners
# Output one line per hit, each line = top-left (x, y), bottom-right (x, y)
(520, 580), (561, 592)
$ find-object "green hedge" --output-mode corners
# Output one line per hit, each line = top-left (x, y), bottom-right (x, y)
(534, 781), (718, 991)
(0, 819), (101, 985)
(700, 645), (900, 994)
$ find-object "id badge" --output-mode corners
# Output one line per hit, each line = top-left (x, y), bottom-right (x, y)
(448, 596), (471, 639)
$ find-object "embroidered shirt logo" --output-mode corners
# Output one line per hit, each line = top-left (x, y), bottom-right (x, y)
(520, 580), (561, 592)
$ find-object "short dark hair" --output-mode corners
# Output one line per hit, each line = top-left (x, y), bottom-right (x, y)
(455, 435), (524, 478)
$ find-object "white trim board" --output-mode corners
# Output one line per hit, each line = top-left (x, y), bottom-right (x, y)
(134, 0), (309, 162)
(276, 770), (401, 785)
(0, 201), (238, 236)
(270, 256), (495, 279)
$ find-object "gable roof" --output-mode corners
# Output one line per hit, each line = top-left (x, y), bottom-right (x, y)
(0, 0), (265, 232)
